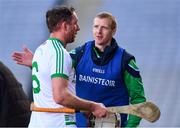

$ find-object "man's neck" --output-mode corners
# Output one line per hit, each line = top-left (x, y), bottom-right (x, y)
(50, 33), (67, 48)
(95, 41), (111, 52)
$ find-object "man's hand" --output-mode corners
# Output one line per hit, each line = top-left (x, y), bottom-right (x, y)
(12, 47), (34, 67)
(91, 103), (108, 118)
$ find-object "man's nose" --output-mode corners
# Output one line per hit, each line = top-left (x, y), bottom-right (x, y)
(76, 25), (80, 31)
(97, 27), (102, 34)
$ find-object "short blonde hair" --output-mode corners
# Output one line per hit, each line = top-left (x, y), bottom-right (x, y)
(95, 12), (117, 30)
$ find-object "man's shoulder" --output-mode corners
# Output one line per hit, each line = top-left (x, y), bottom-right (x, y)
(121, 49), (135, 74)
(122, 49), (135, 62)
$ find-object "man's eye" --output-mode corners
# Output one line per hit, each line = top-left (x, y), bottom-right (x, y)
(102, 26), (109, 30)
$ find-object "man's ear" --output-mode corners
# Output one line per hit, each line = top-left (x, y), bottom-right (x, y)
(112, 28), (116, 36)
(61, 22), (68, 31)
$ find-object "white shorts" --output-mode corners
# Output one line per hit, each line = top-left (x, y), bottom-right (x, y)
(28, 112), (77, 128)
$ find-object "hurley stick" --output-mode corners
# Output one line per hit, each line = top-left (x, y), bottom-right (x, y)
(30, 101), (160, 122)
(108, 101), (160, 122)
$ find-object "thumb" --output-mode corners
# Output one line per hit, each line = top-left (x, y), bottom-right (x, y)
(22, 45), (32, 53)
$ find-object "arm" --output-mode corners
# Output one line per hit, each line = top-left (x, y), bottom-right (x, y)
(51, 45), (107, 118)
(0, 69), (4, 108)
(124, 59), (146, 127)
(52, 77), (108, 117)
(12, 47), (33, 68)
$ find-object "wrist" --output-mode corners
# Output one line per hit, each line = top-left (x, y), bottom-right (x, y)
(89, 102), (98, 112)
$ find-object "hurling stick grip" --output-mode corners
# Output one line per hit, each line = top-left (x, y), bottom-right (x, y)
(30, 103), (80, 113)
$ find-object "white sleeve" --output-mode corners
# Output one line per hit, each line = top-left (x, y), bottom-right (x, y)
(50, 43), (70, 80)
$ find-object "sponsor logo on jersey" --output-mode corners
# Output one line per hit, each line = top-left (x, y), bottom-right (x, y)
(79, 74), (115, 87)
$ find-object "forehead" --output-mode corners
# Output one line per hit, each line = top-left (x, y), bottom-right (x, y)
(93, 17), (111, 26)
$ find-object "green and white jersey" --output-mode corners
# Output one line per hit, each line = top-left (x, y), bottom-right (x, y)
(29, 38), (76, 128)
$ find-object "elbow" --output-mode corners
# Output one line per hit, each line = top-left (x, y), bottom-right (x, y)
(54, 96), (64, 105)
(53, 94), (67, 106)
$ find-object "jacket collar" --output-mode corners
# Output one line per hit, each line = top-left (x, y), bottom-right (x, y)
(91, 38), (118, 65)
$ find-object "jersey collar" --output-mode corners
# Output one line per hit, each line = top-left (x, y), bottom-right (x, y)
(48, 37), (65, 47)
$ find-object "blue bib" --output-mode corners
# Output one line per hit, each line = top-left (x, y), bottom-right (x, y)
(76, 41), (129, 127)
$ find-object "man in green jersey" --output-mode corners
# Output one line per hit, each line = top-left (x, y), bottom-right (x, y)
(13, 5), (108, 128)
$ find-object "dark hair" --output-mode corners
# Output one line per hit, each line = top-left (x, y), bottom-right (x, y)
(46, 5), (75, 33)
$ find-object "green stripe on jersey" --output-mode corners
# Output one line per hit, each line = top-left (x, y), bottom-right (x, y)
(48, 37), (64, 46)
(52, 41), (59, 73)
(66, 122), (76, 125)
(54, 41), (62, 73)
(52, 40), (64, 74)
(51, 73), (69, 80)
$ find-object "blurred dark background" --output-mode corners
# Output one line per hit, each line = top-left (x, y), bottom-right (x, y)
(0, 0), (179, 127)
